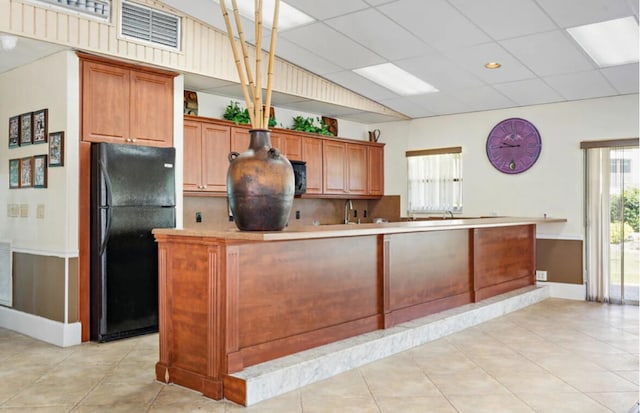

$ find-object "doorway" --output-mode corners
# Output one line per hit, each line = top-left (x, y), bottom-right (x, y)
(584, 139), (639, 304)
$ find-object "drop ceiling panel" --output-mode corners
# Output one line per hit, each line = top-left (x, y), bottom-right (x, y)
(535, 0), (636, 28)
(379, 97), (436, 118)
(378, 0), (490, 52)
(600, 63), (640, 94)
(326, 8), (432, 61)
(449, 86), (515, 112)
(543, 70), (618, 100)
(276, 38), (343, 75)
(408, 93), (472, 116)
(396, 54), (485, 92)
(500, 30), (596, 77)
(324, 70), (399, 101)
(445, 43), (535, 84)
(281, 22), (385, 69)
(450, 0), (557, 40)
(286, 0), (369, 20)
(493, 78), (565, 106)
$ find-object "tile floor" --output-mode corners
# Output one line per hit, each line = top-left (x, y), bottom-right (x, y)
(0, 298), (638, 412)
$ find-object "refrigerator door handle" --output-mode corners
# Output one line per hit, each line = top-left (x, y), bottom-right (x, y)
(98, 160), (113, 256)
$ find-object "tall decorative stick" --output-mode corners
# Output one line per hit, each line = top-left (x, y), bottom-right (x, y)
(254, 0), (263, 127)
(220, 0), (255, 126)
(263, 0), (280, 127)
(219, 0), (280, 129)
(230, 0), (256, 111)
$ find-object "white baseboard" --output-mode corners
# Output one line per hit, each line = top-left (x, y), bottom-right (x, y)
(0, 306), (81, 347)
(537, 281), (585, 300)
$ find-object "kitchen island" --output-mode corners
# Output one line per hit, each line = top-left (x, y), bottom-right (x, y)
(152, 217), (564, 405)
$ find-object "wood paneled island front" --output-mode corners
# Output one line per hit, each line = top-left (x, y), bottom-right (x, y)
(152, 217), (564, 405)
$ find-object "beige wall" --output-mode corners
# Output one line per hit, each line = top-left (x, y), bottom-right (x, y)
(376, 94), (640, 239)
(0, 51), (79, 323)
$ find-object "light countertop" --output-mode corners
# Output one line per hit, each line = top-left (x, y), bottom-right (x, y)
(153, 216), (566, 242)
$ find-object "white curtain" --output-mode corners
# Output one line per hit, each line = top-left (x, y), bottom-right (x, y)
(585, 148), (611, 302)
(407, 153), (462, 213)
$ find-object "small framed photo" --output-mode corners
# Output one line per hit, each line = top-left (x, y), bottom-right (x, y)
(20, 112), (33, 146)
(20, 157), (33, 188)
(9, 159), (20, 189)
(33, 155), (48, 188)
(33, 109), (48, 144)
(9, 116), (20, 148)
(48, 131), (64, 167)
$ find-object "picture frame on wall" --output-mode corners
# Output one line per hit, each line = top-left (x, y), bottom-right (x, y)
(48, 131), (64, 167)
(9, 159), (20, 189)
(9, 116), (20, 148)
(33, 109), (48, 144)
(20, 157), (33, 188)
(33, 155), (48, 188)
(20, 112), (33, 146)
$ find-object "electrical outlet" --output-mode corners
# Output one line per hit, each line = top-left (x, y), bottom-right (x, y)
(36, 204), (45, 219)
(535, 270), (547, 281)
(295, 210), (300, 219)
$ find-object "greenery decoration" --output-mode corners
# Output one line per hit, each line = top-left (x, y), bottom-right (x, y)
(290, 116), (333, 136)
(223, 101), (276, 127)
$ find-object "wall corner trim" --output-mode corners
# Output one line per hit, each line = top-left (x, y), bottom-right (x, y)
(536, 281), (586, 301)
(0, 306), (81, 347)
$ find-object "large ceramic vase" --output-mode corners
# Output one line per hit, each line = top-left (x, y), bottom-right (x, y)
(227, 129), (294, 231)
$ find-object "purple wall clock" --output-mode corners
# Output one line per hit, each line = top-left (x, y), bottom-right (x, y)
(486, 117), (541, 174)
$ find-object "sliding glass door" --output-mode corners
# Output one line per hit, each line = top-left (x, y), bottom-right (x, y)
(609, 147), (639, 304)
(584, 139), (639, 305)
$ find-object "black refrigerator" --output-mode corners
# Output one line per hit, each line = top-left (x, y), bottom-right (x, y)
(90, 142), (176, 342)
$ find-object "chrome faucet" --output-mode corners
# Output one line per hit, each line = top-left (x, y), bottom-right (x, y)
(344, 199), (353, 224)
(443, 210), (454, 219)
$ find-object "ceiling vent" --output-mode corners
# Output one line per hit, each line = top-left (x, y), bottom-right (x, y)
(35, 0), (111, 19)
(121, 1), (180, 49)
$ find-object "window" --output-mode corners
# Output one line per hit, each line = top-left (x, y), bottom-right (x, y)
(406, 147), (462, 214)
(34, 0), (111, 20)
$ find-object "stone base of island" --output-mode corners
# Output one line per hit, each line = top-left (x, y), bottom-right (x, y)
(152, 217), (565, 406)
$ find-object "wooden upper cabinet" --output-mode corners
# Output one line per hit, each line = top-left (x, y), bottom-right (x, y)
(81, 55), (174, 147)
(231, 127), (250, 153)
(323, 141), (370, 196)
(346, 143), (368, 195)
(183, 120), (203, 192)
(322, 140), (348, 195)
(82, 61), (130, 143)
(271, 131), (303, 161)
(368, 145), (384, 196)
(130, 70), (173, 146)
(302, 136), (323, 194)
(183, 117), (230, 193)
(201, 123), (231, 192)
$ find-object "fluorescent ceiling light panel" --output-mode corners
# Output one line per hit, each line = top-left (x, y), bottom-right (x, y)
(216, 0), (314, 31)
(354, 63), (438, 96)
(567, 16), (639, 67)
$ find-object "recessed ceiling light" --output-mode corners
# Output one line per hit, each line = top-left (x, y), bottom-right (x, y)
(484, 62), (501, 69)
(216, 0), (314, 31)
(567, 16), (639, 67)
(354, 63), (438, 96)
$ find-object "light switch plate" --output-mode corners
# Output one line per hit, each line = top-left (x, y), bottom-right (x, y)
(19, 204), (28, 218)
(37, 204), (45, 219)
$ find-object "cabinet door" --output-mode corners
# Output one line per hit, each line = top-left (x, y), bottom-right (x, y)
(368, 145), (384, 196)
(346, 143), (368, 195)
(130, 70), (174, 147)
(322, 140), (347, 195)
(283, 134), (303, 161)
(82, 61), (130, 143)
(231, 127), (250, 153)
(303, 137), (323, 194)
(270, 133), (283, 155)
(183, 120), (203, 192)
(202, 123), (231, 192)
